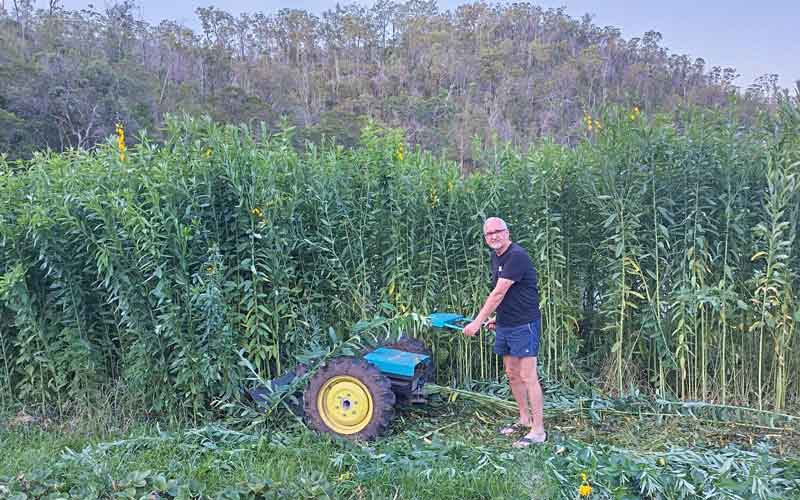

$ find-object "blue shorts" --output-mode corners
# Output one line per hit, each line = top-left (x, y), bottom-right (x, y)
(493, 318), (540, 358)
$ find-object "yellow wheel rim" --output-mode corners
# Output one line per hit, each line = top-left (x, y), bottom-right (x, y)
(317, 375), (374, 435)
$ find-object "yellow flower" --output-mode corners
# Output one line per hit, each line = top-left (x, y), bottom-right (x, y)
(336, 472), (352, 482)
(428, 188), (439, 208)
(580, 473), (587, 482)
(115, 122), (127, 162)
(579, 483), (593, 496)
(250, 207), (267, 224)
(584, 114), (594, 131)
(205, 148), (213, 158)
(394, 144), (404, 161)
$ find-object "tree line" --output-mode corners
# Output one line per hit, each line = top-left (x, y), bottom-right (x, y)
(1, 0), (789, 162)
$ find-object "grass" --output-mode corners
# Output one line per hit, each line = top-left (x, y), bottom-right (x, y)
(2, 390), (800, 499)
(0, 402), (553, 499)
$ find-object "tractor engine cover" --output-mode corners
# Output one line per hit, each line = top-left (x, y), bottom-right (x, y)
(363, 347), (431, 400)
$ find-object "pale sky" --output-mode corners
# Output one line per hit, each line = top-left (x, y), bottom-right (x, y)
(54, 0), (799, 90)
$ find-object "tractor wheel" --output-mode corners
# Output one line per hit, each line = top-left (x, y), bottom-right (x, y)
(303, 357), (396, 440)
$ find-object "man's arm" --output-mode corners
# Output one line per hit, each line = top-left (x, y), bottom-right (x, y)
(463, 278), (514, 336)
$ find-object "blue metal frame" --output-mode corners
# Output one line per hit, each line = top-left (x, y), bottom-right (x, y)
(427, 312), (472, 331)
(361, 312), (472, 379)
(364, 347), (430, 378)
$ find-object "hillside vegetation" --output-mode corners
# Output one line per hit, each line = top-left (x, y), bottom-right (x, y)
(0, 0), (787, 161)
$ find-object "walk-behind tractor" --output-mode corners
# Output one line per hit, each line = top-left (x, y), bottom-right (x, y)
(247, 313), (472, 440)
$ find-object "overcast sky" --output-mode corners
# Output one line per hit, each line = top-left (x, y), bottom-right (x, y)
(55, 0), (799, 91)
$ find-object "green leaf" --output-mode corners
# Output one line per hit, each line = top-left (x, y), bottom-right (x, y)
(328, 327), (339, 344)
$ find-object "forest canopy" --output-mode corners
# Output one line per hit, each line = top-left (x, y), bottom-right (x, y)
(0, 0), (791, 161)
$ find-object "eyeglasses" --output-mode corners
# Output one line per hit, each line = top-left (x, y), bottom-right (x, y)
(483, 228), (508, 238)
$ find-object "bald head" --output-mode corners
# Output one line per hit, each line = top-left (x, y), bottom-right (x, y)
(483, 217), (511, 254)
(484, 217), (508, 231)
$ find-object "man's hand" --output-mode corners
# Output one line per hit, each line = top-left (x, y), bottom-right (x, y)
(467, 279), (511, 337)
(463, 320), (482, 337)
(486, 317), (496, 331)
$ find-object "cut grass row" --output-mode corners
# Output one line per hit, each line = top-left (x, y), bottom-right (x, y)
(2, 393), (799, 499)
(0, 420), (550, 499)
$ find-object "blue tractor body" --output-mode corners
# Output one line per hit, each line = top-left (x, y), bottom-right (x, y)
(363, 347), (430, 378)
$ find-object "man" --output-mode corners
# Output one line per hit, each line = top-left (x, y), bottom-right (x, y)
(463, 217), (545, 447)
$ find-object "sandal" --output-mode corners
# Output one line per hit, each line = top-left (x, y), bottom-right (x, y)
(499, 422), (528, 436)
(512, 432), (547, 448)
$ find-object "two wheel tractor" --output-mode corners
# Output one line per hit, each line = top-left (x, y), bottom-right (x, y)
(248, 313), (471, 440)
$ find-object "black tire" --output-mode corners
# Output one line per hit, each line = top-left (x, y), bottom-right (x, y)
(303, 357), (396, 440)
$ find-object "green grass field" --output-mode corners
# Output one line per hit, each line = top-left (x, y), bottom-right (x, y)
(2, 387), (799, 499)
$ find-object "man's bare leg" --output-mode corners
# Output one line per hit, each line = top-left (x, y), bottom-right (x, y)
(519, 356), (545, 439)
(504, 355), (532, 428)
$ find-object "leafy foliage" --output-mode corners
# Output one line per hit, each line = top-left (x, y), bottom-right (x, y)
(0, 1), (783, 161)
(1, 103), (799, 417)
(2, 389), (799, 499)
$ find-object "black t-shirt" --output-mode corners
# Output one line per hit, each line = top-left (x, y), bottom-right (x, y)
(491, 242), (541, 327)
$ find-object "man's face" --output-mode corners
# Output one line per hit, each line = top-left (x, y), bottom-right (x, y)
(483, 222), (510, 252)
